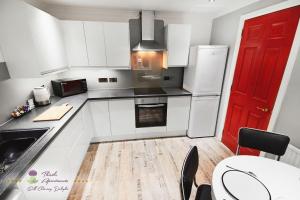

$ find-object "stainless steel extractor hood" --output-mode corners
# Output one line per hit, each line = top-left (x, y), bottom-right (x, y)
(129, 11), (165, 51)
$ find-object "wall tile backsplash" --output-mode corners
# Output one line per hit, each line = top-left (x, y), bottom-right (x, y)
(57, 67), (183, 90)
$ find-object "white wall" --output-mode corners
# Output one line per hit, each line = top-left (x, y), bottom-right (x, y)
(35, 5), (214, 45)
(274, 47), (300, 148)
(156, 11), (213, 45)
(0, 73), (59, 125)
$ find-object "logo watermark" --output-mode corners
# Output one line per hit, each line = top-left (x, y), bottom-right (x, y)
(26, 169), (69, 193)
(27, 170), (38, 184)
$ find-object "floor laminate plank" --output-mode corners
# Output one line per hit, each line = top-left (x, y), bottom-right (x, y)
(68, 137), (233, 200)
(68, 144), (98, 200)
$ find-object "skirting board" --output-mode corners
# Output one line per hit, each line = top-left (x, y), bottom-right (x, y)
(90, 131), (187, 143)
(281, 144), (300, 168)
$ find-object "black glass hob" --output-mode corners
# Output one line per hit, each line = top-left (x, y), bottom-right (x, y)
(134, 88), (166, 96)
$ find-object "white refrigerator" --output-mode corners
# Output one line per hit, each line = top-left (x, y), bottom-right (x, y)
(183, 45), (228, 138)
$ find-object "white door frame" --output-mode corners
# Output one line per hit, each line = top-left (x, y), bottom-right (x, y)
(216, 0), (300, 140)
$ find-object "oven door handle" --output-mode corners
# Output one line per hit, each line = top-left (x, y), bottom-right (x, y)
(137, 104), (165, 108)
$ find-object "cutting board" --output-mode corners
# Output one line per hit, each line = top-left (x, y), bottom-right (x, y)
(33, 103), (73, 122)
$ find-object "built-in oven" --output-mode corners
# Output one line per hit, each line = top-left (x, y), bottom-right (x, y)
(135, 97), (167, 128)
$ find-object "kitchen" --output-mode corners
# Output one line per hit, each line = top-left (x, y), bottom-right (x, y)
(0, 0), (300, 199)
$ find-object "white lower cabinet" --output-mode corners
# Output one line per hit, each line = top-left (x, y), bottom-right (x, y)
(135, 127), (166, 139)
(89, 100), (111, 142)
(17, 104), (92, 200)
(109, 99), (135, 140)
(166, 96), (191, 136)
(89, 97), (192, 141)
(89, 99), (135, 142)
(82, 102), (95, 139)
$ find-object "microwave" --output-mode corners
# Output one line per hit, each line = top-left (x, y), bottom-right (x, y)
(51, 78), (87, 97)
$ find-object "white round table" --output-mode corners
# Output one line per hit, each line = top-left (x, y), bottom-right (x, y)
(212, 155), (300, 200)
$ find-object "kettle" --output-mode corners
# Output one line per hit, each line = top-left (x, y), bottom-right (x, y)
(33, 85), (51, 106)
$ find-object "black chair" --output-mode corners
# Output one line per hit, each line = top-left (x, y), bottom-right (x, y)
(237, 128), (290, 161)
(180, 146), (212, 200)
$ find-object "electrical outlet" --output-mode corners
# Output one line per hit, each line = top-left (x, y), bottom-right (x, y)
(109, 77), (118, 83)
(164, 76), (171, 81)
(98, 78), (108, 83)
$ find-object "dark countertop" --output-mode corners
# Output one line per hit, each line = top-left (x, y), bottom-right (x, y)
(162, 88), (191, 96)
(87, 88), (191, 99)
(0, 88), (191, 197)
(87, 89), (134, 99)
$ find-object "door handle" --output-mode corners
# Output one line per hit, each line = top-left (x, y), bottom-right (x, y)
(256, 106), (269, 112)
(138, 104), (165, 108)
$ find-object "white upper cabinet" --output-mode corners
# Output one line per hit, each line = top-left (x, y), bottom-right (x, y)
(62, 20), (88, 67)
(62, 21), (130, 68)
(0, 0), (67, 78)
(84, 21), (107, 66)
(165, 24), (191, 67)
(30, 8), (67, 74)
(103, 22), (130, 68)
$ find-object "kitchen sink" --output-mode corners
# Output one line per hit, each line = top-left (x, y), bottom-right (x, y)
(0, 128), (49, 174)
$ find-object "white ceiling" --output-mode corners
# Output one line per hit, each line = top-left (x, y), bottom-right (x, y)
(31, 0), (261, 16)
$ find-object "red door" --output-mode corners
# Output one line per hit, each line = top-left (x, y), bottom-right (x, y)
(222, 6), (300, 155)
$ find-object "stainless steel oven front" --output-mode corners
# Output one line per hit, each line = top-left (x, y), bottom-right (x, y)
(135, 97), (167, 128)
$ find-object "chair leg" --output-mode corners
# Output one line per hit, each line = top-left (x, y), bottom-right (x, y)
(277, 156), (281, 161)
(193, 177), (199, 188)
(236, 145), (240, 155)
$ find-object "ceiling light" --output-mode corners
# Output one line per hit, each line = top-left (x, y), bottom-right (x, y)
(209, 0), (215, 2)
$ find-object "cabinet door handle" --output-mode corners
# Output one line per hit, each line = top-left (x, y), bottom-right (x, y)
(256, 107), (269, 112)
(138, 104), (165, 108)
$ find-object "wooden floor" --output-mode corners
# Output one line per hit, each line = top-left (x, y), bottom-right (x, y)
(67, 137), (233, 200)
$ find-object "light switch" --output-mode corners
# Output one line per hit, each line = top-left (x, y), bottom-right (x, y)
(98, 78), (108, 83)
